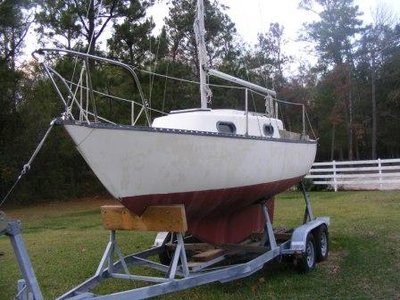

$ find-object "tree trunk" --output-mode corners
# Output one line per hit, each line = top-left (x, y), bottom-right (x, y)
(339, 147), (344, 161)
(87, 0), (96, 56)
(348, 91), (353, 160)
(355, 138), (360, 160)
(330, 124), (336, 160)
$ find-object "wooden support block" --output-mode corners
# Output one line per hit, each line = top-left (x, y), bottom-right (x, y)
(191, 249), (225, 262)
(101, 205), (187, 232)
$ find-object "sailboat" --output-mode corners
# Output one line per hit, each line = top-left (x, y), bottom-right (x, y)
(33, 0), (317, 244)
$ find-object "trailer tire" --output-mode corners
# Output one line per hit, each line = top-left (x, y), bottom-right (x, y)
(315, 225), (329, 262)
(296, 233), (316, 273)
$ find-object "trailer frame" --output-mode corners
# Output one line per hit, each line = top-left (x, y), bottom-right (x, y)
(3, 187), (329, 300)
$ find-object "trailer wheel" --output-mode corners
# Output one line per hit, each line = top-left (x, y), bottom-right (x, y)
(296, 233), (316, 273)
(315, 225), (329, 262)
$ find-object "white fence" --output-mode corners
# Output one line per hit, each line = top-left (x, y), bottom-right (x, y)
(305, 158), (400, 191)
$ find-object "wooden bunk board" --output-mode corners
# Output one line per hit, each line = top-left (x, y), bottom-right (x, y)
(101, 204), (187, 232)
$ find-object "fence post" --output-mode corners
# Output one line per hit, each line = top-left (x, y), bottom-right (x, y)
(333, 160), (338, 192)
(378, 158), (383, 190)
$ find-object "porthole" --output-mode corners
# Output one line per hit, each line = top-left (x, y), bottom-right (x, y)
(216, 121), (236, 134)
(264, 124), (274, 136)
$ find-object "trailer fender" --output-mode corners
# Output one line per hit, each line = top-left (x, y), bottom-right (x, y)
(289, 217), (330, 253)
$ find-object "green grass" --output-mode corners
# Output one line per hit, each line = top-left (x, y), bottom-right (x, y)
(1, 191), (399, 299)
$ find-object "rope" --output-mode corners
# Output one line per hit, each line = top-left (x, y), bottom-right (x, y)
(0, 119), (56, 208)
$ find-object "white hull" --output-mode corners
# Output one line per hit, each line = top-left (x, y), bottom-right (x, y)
(64, 123), (317, 202)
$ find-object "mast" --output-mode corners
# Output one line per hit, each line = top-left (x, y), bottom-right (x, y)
(194, 0), (211, 109)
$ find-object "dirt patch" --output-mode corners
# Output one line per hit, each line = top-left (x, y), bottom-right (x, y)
(389, 233), (400, 242)
(325, 250), (349, 275)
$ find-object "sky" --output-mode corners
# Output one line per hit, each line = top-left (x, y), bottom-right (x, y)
(147, 0), (400, 72)
(23, 0), (400, 70)
(217, 0), (400, 44)
(149, 0), (400, 43)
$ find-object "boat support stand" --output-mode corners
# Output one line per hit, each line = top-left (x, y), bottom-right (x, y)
(56, 203), (282, 299)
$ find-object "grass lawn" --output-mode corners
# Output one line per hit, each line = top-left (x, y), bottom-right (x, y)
(1, 191), (399, 299)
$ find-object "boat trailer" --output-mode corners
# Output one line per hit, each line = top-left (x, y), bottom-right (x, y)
(1, 188), (329, 300)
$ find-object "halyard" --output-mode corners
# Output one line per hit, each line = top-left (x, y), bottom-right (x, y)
(0, 191), (399, 299)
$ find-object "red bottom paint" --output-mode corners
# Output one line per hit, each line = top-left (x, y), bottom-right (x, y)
(121, 176), (302, 244)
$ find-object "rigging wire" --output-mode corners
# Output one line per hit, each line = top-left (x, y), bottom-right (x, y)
(70, 0), (101, 87)
(162, 63), (170, 112)
(148, 37), (153, 120)
(305, 110), (317, 139)
(67, 0), (104, 121)
(137, 67), (247, 90)
(3, 0), (105, 207)
(148, 33), (163, 120)
(64, 78), (167, 116)
(0, 120), (56, 208)
(243, 65), (264, 134)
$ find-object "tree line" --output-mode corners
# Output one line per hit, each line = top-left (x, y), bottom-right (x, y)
(1, 0), (399, 204)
